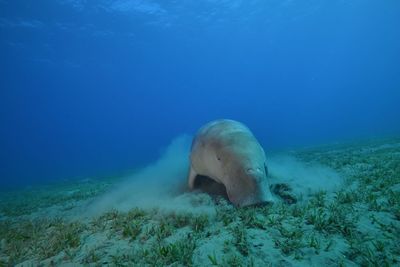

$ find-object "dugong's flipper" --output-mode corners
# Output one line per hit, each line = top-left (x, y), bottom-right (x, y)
(188, 165), (197, 190)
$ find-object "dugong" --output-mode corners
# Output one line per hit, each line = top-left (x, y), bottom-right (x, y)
(188, 119), (274, 207)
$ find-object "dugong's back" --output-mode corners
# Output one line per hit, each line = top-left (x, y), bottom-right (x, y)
(194, 119), (254, 143)
(191, 119), (264, 160)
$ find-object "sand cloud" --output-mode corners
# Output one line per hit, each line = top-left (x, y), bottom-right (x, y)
(86, 135), (216, 216)
(87, 135), (343, 217)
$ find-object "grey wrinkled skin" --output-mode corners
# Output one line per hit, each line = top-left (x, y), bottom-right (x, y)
(188, 119), (274, 207)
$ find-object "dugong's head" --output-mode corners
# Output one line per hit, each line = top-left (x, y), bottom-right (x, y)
(217, 143), (275, 207)
(225, 159), (274, 207)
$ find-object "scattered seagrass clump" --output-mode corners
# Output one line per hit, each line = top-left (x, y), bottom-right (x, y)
(0, 217), (85, 265)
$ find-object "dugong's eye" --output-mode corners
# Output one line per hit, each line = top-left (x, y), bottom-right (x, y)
(216, 155), (221, 161)
(246, 168), (261, 173)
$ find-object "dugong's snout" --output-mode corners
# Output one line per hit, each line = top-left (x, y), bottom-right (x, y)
(235, 188), (275, 207)
(255, 184), (275, 206)
(229, 171), (275, 207)
(243, 183), (275, 207)
(247, 167), (275, 206)
(242, 194), (275, 207)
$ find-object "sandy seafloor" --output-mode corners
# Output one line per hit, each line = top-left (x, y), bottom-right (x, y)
(0, 138), (399, 267)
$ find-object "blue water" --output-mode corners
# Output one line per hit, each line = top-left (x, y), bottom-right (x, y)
(0, 0), (399, 187)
